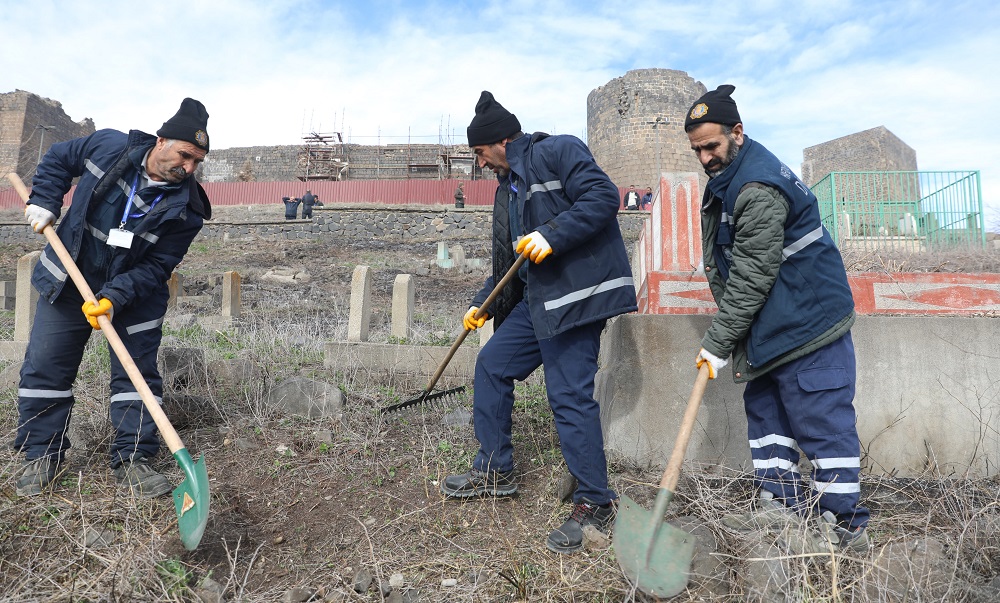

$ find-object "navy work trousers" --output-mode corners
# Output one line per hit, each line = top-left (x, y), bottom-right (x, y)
(743, 332), (870, 529)
(472, 300), (614, 505)
(14, 292), (164, 468)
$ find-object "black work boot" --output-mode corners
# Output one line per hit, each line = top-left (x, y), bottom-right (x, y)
(440, 468), (517, 498)
(15, 456), (63, 497)
(722, 489), (805, 532)
(113, 457), (172, 498)
(818, 511), (871, 553)
(546, 500), (615, 554)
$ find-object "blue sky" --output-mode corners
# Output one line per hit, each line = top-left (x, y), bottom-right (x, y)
(3, 0), (998, 225)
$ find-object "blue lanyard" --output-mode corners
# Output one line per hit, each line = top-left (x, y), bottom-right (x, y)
(119, 173), (164, 229)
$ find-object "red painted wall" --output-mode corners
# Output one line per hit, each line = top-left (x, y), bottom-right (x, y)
(1, 179), (656, 210)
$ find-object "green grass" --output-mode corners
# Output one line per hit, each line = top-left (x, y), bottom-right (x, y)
(154, 558), (193, 596)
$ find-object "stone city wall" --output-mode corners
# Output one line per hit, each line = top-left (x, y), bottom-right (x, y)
(0, 205), (649, 248)
(200, 145), (303, 182)
(0, 90), (95, 184)
(200, 143), (481, 183)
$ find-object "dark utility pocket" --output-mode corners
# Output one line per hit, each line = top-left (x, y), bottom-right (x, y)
(796, 367), (850, 392)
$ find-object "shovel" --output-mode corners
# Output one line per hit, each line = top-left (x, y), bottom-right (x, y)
(613, 363), (711, 598)
(380, 252), (528, 414)
(8, 173), (210, 550)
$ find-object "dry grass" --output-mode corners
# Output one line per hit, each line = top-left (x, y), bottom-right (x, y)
(839, 247), (1000, 274)
(1, 308), (998, 602)
(0, 237), (998, 601)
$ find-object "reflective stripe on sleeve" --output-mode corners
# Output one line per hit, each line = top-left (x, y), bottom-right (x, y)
(543, 277), (634, 312)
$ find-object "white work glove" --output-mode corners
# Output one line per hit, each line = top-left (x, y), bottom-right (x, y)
(696, 348), (728, 379)
(25, 204), (56, 233)
(515, 231), (553, 264)
(463, 306), (487, 331)
(82, 298), (114, 330)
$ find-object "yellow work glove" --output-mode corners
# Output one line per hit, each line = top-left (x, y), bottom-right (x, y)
(515, 231), (553, 264)
(82, 298), (114, 330)
(463, 306), (487, 331)
(695, 348), (728, 379)
(25, 204), (56, 233)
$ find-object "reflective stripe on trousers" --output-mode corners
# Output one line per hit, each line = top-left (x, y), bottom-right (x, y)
(742, 332), (870, 529)
(14, 292), (165, 467)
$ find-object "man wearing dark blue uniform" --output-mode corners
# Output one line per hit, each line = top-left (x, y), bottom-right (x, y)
(300, 190), (316, 219)
(15, 98), (212, 498)
(686, 85), (870, 552)
(440, 91), (637, 554)
(282, 196), (301, 220)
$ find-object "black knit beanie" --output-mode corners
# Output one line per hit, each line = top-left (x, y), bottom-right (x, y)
(684, 85), (742, 130)
(157, 98), (210, 151)
(467, 91), (521, 146)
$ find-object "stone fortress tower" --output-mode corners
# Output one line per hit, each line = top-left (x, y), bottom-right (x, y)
(587, 69), (707, 197)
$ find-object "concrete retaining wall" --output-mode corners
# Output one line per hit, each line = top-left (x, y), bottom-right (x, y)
(595, 314), (1000, 478)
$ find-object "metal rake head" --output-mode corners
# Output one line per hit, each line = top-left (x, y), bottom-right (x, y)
(378, 386), (467, 415)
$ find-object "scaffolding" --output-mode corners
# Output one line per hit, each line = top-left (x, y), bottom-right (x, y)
(298, 131), (348, 181)
(438, 150), (477, 179)
(436, 117), (481, 180)
(310, 120), (483, 181)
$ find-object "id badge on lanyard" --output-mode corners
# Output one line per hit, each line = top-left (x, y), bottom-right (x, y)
(107, 228), (134, 248)
(109, 173), (162, 249)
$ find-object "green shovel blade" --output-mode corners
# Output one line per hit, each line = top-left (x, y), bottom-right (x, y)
(613, 492), (694, 598)
(171, 449), (210, 550)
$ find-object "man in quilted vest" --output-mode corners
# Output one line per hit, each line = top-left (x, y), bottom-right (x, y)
(686, 85), (870, 553)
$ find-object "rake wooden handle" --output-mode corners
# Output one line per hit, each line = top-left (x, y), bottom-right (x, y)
(659, 363), (711, 491)
(421, 252), (529, 393)
(7, 172), (186, 455)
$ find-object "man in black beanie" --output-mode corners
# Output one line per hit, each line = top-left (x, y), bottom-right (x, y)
(685, 85), (870, 553)
(440, 91), (637, 554)
(15, 98), (212, 500)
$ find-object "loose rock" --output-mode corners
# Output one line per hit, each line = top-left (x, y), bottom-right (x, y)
(352, 569), (373, 593)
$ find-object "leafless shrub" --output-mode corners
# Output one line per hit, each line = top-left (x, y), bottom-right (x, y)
(840, 246), (1000, 274)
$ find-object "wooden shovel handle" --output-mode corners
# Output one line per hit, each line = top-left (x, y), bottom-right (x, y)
(7, 173), (186, 454)
(421, 252), (529, 393)
(659, 363), (711, 491)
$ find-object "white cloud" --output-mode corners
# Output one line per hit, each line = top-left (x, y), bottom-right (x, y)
(786, 21), (874, 73)
(3, 0), (998, 225)
(736, 24), (793, 54)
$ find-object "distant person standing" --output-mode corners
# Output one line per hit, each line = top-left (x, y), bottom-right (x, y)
(301, 190), (317, 219)
(282, 196), (301, 220)
(623, 184), (640, 210)
(454, 182), (466, 208)
(641, 186), (653, 209)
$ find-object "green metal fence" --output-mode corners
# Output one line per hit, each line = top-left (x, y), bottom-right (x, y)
(812, 171), (984, 252)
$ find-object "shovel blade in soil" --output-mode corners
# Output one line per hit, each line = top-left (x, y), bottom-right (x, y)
(172, 450), (210, 550)
(613, 493), (694, 598)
